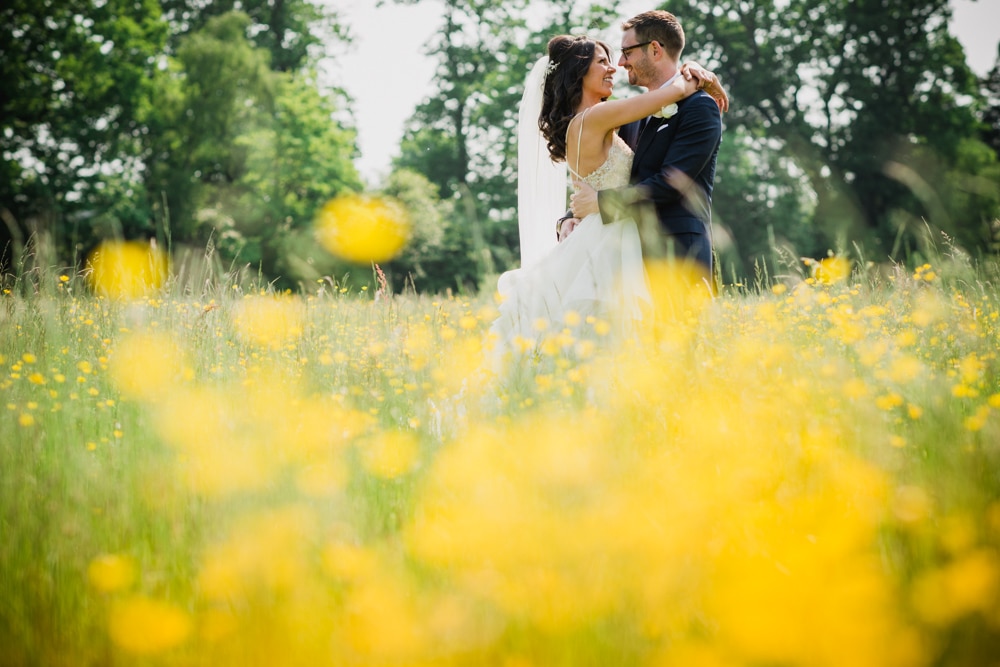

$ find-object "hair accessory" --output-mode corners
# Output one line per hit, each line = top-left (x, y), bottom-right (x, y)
(545, 60), (558, 77)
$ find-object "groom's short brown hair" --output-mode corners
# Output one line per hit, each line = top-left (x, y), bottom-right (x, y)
(622, 10), (685, 61)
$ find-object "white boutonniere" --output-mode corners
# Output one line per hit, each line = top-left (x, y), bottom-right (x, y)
(653, 103), (678, 119)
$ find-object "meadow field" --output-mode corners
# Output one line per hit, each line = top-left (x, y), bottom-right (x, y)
(2, 247), (1000, 666)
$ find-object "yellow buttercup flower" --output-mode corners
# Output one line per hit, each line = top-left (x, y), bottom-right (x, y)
(813, 255), (851, 284)
(88, 554), (136, 593)
(108, 596), (191, 654)
(86, 241), (169, 299)
(315, 194), (410, 263)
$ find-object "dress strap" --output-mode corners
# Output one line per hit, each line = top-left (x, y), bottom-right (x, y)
(566, 108), (589, 180)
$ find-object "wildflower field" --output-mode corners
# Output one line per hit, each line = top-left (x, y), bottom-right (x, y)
(3, 253), (1000, 666)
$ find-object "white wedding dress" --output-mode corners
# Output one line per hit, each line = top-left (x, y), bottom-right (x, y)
(490, 130), (651, 349)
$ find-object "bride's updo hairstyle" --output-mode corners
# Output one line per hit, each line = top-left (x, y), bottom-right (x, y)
(539, 34), (612, 163)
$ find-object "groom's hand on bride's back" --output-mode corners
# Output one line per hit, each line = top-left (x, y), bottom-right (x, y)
(570, 180), (599, 220)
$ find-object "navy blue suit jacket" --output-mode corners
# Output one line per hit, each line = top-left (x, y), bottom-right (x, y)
(599, 90), (722, 240)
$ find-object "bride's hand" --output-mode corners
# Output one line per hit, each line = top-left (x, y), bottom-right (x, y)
(680, 61), (730, 112)
(557, 217), (579, 242)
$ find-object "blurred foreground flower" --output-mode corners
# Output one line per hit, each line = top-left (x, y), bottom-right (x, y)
(108, 595), (191, 655)
(110, 333), (189, 400)
(86, 240), (168, 299)
(315, 194), (410, 263)
(231, 295), (305, 348)
(808, 255), (852, 284)
(645, 259), (713, 344)
(360, 430), (420, 478)
(87, 554), (136, 593)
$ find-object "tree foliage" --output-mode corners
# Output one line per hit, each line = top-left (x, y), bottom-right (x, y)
(0, 0), (168, 263)
(160, 0), (342, 71)
(671, 0), (994, 262)
(711, 128), (818, 281)
(981, 47), (1000, 159)
(145, 11), (360, 282)
(1, 1), (359, 287)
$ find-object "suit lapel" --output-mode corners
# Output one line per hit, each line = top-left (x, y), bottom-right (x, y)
(632, 116), (666, 178)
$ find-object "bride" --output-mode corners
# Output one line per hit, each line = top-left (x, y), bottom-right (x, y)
(490, 34), (724, 351)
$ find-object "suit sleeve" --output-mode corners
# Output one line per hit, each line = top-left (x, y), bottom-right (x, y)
(599, 95), (721, 224)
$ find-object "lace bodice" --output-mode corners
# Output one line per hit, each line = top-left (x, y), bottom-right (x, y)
(569, 129), (633, 191)
(576, 133), (633, 190)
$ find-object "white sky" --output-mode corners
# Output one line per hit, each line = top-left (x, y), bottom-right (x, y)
(321, 0), (1000, 185)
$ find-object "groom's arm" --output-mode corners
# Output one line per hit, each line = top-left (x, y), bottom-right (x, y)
(598, 95), (722, 224)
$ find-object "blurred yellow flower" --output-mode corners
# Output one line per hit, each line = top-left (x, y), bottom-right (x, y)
(198, 506), (317, 600)
(86, 241), (169, 299)
(893, 486), (931, 524)
(152, 388), (275, 497)
(109, 333), (187, 400)
(888, 355), (923, 383)
(315, 194), (410, 263)
(875, 392), (904, 410)
(231, 295), (305, 348)
(360, 430), (420, 479)
(296, 461), (349, 497)
(912, 549), (1000, 625)
(813, 255), (851, 284)
(342, 577), (430, 658)
(322, 541), (378, 581)
(645, 259), (712, 344)
(88, 554), (136, 593)
(108, 595), (191, 654)
(199, 607), (238, 642)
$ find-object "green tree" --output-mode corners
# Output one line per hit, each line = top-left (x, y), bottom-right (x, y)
(711, 127), (819, 282)
(0, 0), (168, 268)
(981, 47), (1000, 159)
(380, 168), (454, 293)
(160, 0), (342, 72)
(144, 11), (276, 245)
(144, 12), (361, 283)
(235, 71), (363, 283)
(672, 0), (987, 260)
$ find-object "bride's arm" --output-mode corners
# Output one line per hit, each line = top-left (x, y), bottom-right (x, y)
(585, 76), (697, 132)
(585, 65), (727, 133)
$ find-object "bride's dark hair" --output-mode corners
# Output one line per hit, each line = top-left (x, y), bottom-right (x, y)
(539, 35), (612, 163)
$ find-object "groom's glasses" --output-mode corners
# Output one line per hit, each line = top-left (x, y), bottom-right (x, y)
(620, 41), (653, 61)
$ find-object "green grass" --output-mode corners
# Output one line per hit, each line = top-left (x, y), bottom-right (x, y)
(3, 252), (1000, 666)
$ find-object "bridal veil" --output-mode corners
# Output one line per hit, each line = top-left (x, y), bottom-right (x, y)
(516, 56), (568, 269)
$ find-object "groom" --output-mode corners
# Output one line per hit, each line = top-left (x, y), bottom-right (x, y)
(570, 10), (723, 280)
